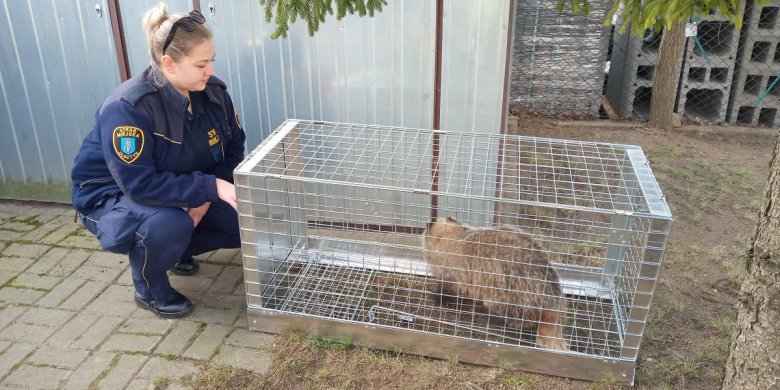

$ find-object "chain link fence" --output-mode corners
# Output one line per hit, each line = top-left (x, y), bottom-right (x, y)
(509, 0), (780, 128)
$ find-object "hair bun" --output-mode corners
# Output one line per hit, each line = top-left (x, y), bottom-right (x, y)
(142, 3), (168, 42)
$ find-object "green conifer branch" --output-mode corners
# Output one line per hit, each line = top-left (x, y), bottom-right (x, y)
(259, 0), (387, 39)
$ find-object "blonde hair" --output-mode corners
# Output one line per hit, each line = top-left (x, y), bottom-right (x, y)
(142, 3), (212, 67)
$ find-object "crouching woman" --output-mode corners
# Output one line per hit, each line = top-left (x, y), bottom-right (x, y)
(71, 4), (245, 318)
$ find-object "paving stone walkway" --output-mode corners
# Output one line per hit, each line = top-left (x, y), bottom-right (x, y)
(0, 201), (273, 389)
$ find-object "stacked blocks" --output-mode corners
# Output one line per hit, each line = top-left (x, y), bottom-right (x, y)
(728, 0), (780, 127)
(677, 9), (743, 124)
(606, 28), (678, 119)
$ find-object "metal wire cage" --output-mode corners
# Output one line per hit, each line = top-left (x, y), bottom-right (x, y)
(234, 119), (671, 385)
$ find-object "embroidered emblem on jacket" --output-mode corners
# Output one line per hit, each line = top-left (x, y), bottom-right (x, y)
(113, 126), (144, 164)
(208, 129), (221, 146)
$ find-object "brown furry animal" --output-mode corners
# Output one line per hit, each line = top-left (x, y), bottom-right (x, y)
(422, 217), (568, 351)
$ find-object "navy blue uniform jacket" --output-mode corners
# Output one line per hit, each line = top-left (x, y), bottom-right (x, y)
(71, 66), (246, 213)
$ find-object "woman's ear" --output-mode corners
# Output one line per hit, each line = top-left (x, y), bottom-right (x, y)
(160, 55), (176, 75)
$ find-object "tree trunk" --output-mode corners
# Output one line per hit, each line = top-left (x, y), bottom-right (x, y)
(648, 22), (685, 129)
(721, 136), (780, 389)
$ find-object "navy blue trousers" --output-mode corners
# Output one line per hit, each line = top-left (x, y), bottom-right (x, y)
(80, 194), (240, 301)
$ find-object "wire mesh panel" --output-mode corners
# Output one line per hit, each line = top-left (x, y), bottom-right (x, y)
(235, 119), (671, 385)
(728, 0), (780, 127)
(511, 0), (612, 118)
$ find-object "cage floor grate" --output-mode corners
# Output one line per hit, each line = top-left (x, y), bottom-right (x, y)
(261, 260), (623, 357)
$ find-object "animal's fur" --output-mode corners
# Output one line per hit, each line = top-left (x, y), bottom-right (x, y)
(422, 217), (568, 351)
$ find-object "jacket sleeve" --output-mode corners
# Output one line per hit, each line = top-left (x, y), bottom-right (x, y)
(207, 91), (246, 183)
(99, 100), (219, 208)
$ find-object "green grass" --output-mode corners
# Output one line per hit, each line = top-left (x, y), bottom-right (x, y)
(152, 377), (170, 389)
(699, 288), (717, 302)
(643, 355), (702, 386)
(723, 259), (746, 283)
(308, 336), (352, 350)
(695, 338), (730, 363)
(648, 145), (683, 158)
(184, 364), (266, 390)
(502, 375), (540, 389)
(0, 179), (70, 203)
(711, 312), (737, 337)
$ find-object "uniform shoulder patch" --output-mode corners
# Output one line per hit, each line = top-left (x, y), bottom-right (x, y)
(112, 126), (144, 164)
(233, 108), (242, 129)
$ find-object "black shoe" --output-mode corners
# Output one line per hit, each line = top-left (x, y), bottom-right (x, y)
(134, 290), (194, 318)
(171, 256), (200, 276)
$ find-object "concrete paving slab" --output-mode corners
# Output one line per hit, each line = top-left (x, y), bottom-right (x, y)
(0, 201), (297, 388)
(0, 286), (46, 305)
(63, 351), (115, 390)
(0, 323), (57, 344)
(0, 343), (36, 378)
(154, 321), (201, 356)
(0, 305), (28, 332)
(85, 251), (129, 269)
(118, 317), (172, 335)
(36, 278), (84, 308)
(95, 354), (147, 389)
(224, 329), (275, 349)
(72, 316), (124, 350)
(3, 364), (71, 389)
(100, 334), (161, 354)
(2, 243), (51, 258)
(59, 280), (108, 310)
(17, 307), (76, 327)
(212, 345), (272, 375)
(10, 273), (62, 290)
(181, 324), (231, 360)
(46, 249), (91, 277)
(0, 257), (34, 272)
(70, 264), (124, 283)
(27, 345), (90, 369)
(46, 312), (100, 347)
(138, 356), (200, 379)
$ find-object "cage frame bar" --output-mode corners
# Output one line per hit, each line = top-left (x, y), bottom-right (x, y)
(246, 309), (637, 384)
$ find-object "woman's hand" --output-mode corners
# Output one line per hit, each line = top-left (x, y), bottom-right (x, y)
(216, 178), (237, 210)
(187, 202), (211, 227)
